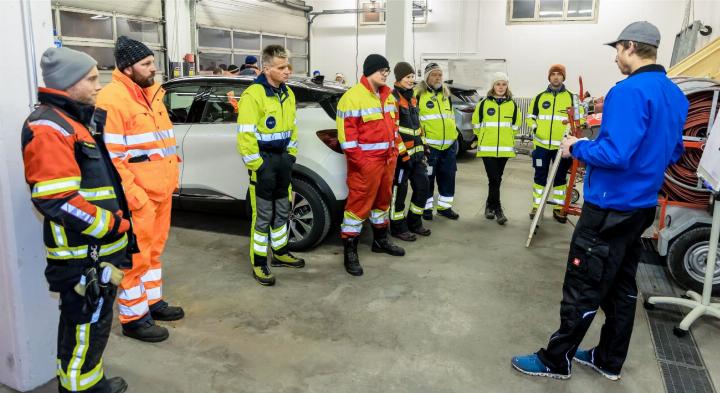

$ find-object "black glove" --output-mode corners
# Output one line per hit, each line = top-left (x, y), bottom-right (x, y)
(399, 156), (411, 170)
(75, 267), (101, 315)
(287, 153), (297, 164)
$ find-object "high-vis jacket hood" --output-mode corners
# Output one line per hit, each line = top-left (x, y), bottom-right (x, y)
(472, 96), (521, 158)
(22, 87), (137, 292)
(416, 85), (457, 150)
(96, 69), (179, 211)
(236, 73), (298, 171)
(393, 85), (425, 157)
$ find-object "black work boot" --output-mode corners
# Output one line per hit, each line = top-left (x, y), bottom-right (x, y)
(495, 206), (508, 225)
(371, 227), (405, 256)
(485, 205), (495, 219)
(553, 209), (568, 224)
(438, 208), (460, 220)
(343, 237), (363, 276)
(151, 304), (185, 321)
(410, 225), (431, 236)
(107, 377), (129, 393)
(122, 319), (169, 343)
(391, 220), (416, 242)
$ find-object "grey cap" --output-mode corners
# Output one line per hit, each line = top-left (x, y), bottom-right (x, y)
(41, 47), (97, 91)
(605, 21), (661, 48)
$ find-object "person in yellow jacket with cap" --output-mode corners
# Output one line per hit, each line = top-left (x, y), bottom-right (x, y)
(472, 72), (522, 225)
(236, 45), (304, 286)
(526, 64), (579, 224)
(416, 63), (460, 220)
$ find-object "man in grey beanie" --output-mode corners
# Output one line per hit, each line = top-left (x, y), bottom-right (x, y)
(22, 46), (134, 393)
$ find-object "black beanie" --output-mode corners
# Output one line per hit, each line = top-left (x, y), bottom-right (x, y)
(363, 54), (390, 77)
(115, 36), (154, 70)
(393, 62), (415, 82)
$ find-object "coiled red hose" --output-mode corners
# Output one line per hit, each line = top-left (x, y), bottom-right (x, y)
(660, 91), (717, 206)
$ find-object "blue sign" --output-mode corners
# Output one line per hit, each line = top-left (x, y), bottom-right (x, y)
(487, 108), (496, 116)
(426, 101), (435, 109)
(265, 116), (276, 129)
(542, 101), (551, 109)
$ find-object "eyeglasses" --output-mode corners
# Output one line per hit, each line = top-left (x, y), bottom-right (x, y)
(379, 68), (390, 75)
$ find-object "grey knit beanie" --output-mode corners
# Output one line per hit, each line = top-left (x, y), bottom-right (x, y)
(40, 47), (97, 91)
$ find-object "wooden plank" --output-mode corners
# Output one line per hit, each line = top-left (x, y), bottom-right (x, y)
(668, 37), (720, 80)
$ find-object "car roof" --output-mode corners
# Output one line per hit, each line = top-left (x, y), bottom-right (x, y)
(163, 75), (347, 94)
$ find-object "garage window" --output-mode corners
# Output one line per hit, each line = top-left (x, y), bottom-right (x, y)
(358, 1), (428, 25)
(53, 7), (166, 77)
(507, 0), (597, 23)
(197, 26), (308, 75)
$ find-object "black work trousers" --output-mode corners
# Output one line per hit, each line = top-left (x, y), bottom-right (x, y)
(482, 157), (509, 210)
(391, 154), (429, 233)
(537, 202), (656, 375)
(57, 286), (117, 392)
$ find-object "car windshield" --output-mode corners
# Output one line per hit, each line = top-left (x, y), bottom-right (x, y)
(452, 89), (481, 104)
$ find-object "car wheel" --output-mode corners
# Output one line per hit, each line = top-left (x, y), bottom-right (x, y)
(667, 226), (720, 296)
(288, 178), (331, 251)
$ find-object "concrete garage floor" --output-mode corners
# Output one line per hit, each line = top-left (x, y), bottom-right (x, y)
(5, 154), (719, 393)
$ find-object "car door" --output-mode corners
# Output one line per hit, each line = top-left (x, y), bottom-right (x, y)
(163, 83), (206, 194)
(180, 83), (249, 200)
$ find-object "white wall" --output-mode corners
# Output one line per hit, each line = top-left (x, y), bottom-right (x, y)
(0, 1), (58, 391)
(308, 0), (720, 97)
(166, 0), (194, 62)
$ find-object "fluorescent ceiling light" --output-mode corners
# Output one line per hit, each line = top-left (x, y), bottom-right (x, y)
(90, 15), (110, 20)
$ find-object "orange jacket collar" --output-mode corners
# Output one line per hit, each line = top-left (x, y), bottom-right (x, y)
(360, 75), (392, 103)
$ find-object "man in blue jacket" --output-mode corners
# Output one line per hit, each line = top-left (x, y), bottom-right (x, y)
(512, 21), (688, 381)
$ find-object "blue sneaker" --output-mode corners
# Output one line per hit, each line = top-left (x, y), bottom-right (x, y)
(511, 353), (571, 380)
(573, 348), (621, 381)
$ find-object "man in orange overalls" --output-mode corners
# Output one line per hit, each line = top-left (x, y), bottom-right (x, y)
(97, 36), (184, 342)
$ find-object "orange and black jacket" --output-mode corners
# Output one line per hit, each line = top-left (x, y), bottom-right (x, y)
(21, 88), (137, 292)
(392, 84), (425, 159)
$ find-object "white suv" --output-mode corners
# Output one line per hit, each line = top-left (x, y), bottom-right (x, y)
(162, 76), (348, 250)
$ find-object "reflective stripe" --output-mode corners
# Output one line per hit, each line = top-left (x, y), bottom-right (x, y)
(551, 198), (565, 205)
(533, 197), (542, 205)
(526, 114), (537, 120)
(534, 136), (561, 146)
(407, 146), (425, 155)
(409, 203), (424, 215)
(287, 140), (298, 149)
(472, 123), (482, 129)
(142, 268), (162, 283)
(253, 242), (268, 254)
(384, 104), (396, 113)
(425, 139), (455, 146)
(106, 129), (175, 146)
(553, 190), (565, 196)
(511, 125), (519, 131)
(369, 209), (388, 225)
(47, 245), (87, 260)
(118, 302), (149, 317)
(480, 122), (512, 128)
(270, 225), (288, 249)
(391, 210), (405, 220)
(538, 115), (568, 121)
(337, 107), (383, 119)
(398, 126), (421, 136)
(341, 214), (363, 234)
(51, 222), (67, 247)
(237, 124), (257, 133)
(82, 208), (111, 238)
(341, 141), (358, 149)
(425, 197), (434, 209)
(341, 224), (361, 234)
(437, 195), (453, 208)
(145, 286), (162, 301)
(125, 145), (177, 159)
(243, 153), (261, 164)
(256, 131), (291, 141)
(79, 187), (115, 201)
(118, 285), (144, 301)
(78, 360), (104, 389)
(99, 234), (128, 256)
(32, 177), (81, 197)
(359, 142), (389, 151)
(61, 203), (94, 225)
(419, 114), (447, 121)
(67, 323), (90, 391)
(29, 120), (70, 136)
(477, 146), (515, 152)
(253, 232), (268, 244)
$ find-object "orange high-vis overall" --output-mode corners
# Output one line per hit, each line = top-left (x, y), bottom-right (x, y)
(96, 69), (180, 324)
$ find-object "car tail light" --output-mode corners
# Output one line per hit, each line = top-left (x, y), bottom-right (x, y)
(316, 129), (343, 154)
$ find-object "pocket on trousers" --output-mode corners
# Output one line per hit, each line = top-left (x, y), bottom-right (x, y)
(566, 228), (608, 284)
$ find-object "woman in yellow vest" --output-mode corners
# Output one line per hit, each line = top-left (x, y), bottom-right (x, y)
(471, 72), (521, 225)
